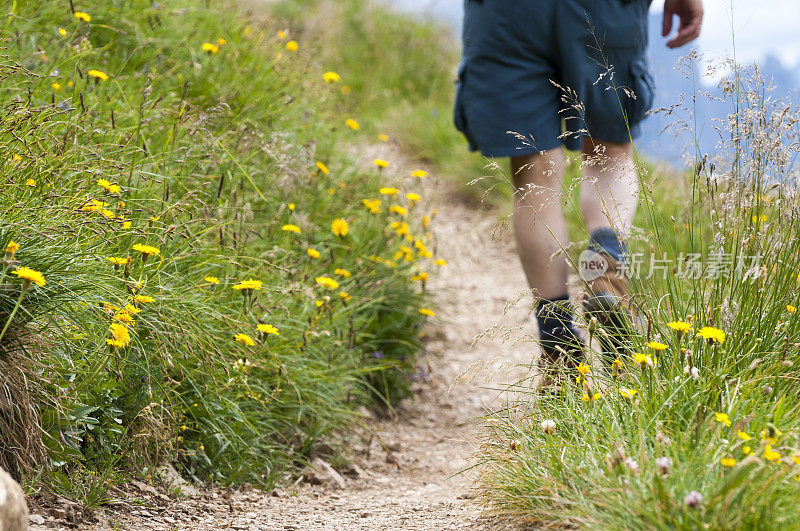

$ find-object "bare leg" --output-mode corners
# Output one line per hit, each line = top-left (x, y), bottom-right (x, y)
(511, 149), (569, 299)
(579, 138), (638, 235)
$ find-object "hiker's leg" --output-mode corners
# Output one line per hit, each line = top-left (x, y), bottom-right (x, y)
(579, 138), (638, 237)
(511, 149), (569, 299)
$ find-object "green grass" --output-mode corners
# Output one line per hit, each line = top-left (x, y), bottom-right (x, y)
(1, 0), (441, 493)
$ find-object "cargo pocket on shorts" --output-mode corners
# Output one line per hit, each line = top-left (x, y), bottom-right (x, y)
(627, 57), (655, 126)
(453, 61), (478, 151)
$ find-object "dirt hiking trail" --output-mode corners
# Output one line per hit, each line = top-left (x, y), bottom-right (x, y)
(30, 149), (539, 530)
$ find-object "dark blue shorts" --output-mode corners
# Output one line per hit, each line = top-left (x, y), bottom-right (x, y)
(455, 0), (655, 157)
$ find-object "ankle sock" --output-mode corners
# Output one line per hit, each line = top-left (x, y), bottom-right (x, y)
(536, 295), (581, 345)
(588, 227), (628, 263)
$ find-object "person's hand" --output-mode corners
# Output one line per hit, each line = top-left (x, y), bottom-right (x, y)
(662, 0), (704, 48)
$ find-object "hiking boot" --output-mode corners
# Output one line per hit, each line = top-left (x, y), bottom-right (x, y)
(582, 253), (634, 357)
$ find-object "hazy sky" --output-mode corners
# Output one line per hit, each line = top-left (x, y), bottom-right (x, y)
(651, 0), (800, 68)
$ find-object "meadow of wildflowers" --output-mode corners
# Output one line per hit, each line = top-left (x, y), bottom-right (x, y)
(0, 0), (441, 492)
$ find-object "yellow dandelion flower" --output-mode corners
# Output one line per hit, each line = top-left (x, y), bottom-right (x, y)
(379, 187), (398, 196)
(204, 276), (220, 285)
(714, 412), (731, 427)
(132, 243), (160, 256)
(286, 40), (298, 52)
(720, 457), (736, 468)
(288, 203), (296, 211)
(257, 323), (279, 335)
(737, 430), (751, 441)
(217, 37), (227, 45)
(316, 276), (339, 290)
(411, 170), (428, 178)
(277, 30), (286, 39)
(316, 161), (329, 175)
(134, 295), (155, 304)
(434, 259), (447, 266)
(323, 71), (341, 83)
(611, 358), (624, 370)
(234, 333), (255, 346)
(406, 193), (421, 203)
(632, 352), (654, 367)
(51, 82), (62, 92)
(391, 221), (410, 236)
(6, 241), (20, 257)
(12, 266), (45, 287)
(764, 445), (781, 462)
(107, 256), (130, 266)
(577, 363), (590, 376)
(202, 42), (220, 54)
(282, 224), (301, 233)
(373, 159), (389, 168)
(331, 218), (349, 237)
(87, 69), (109, 81)
(307, 248), (321, 259)
(787, 305), (797, 314)
(411, 271), (428, 282)
(619, 388), (638, 399)
(389, 205), (408, 216)
(793, 455), (800, 466)
(113, 310), (135, 324)
(582, 392), (602, 402)
(24, 178), (35, 187)
(697, 326), (725, 343)
(362, 199), (381, 214)
(58, 27), (67, 37)
(106, 322), (131, 348)
(743, 446), (751, 455)
(345, 118), (360, 130)
(667, 320), (692, 333)
(339, 291), (351, 302)
(233, 279), (261, 291)
(99, 209), (115, 219)
(74, 11), (91, 22)
(647, 341), (668, 351)
(378, 134), (389, 142)
(760, 428), (781, 445)
(419, 308), (435, 317)
(97, 179), (121, 194)
(334, 268), (351, 278)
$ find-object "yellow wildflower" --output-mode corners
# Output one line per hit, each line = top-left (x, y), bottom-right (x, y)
(389, 205), (408, 216)
(577, 363), (590, 376)
(257, 323), (279, 335)
(81, 200), (106, 213)
(107, 256), (130, 266)
(6, 241), (19, 257)
(87, 69), (109, 81)
(743, 446), (751, 455)
(632, 352), (654, 367)
(233, 279), (261, 291)
(737, 430), (751, 441)
(12, 266), (46, 287)
(52, 82), (62, 92)
(411, 170), (428, 178)
(379, 187), (399, 196)
(619, 388), (638, 399)
(793, 455), (800, 466)
(760, 428), (782, 445)
(277, 30), (286, 39)
(582, 392), (602, 402)
(720, 457), (736, 468)
(97, 179), (121, 194)
(378, 134), (389, 142)
(132, 243), (160, 256)
(611, 358), (624, 370)
(334, 268), (351, 278)
(411, 271), (428, 282)
(714, 412), (731, 427)
(307, 248), (321, 259)
(787, 305), (797, 314)
(234, 333), (255, 346)
(406, 193), (421, 203)
(391, 221), (410, 236)
(697, 326), (725, 343)
(204, 276), (220, 285)
(764, 445), (781, 462)
(331, 218), (349, 237)
(113, 310), (135, 324)
(323, 71), (341, 83)
(419, 308), (435, 317)
(345, 118), (360, 130)
(316, 161), (330, 175)
(647, 341), (668, 351)
(134, 295), (155, 304)
(667, 320), (692, 333)
(106, 323), (131, 348)
(286, 40), (298, 52)
(434, 259), (447, 266)
(74, 11), (91, 22)
(202, 42), (220, 54)
(362, 199), (381, 214)
(58, 27), (67, 37)
(373, 159), (389, 168)
(316, 276), (339, 290)
(339, 291), (351, 302)
(282, 224), (301, 233)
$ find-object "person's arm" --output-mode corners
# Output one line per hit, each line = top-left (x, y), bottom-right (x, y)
(662, 0), (704, 48)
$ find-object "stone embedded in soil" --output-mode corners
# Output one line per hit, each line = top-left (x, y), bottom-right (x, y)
(0, 466), (29, 531)
(302, 458), (346, 489)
